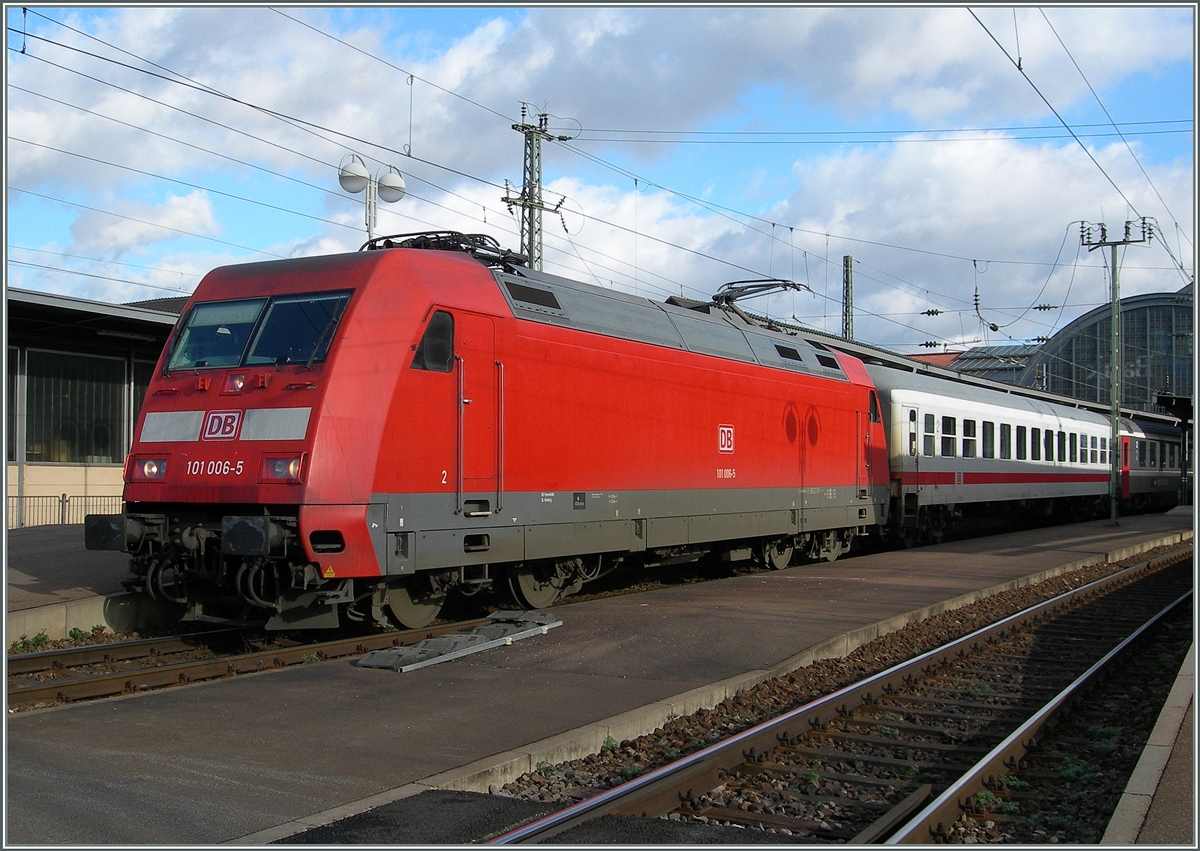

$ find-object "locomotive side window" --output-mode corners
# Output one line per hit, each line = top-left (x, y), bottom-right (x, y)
(1031, 427), (1041, 461)
(1016, 426), (1027, 461)
(941, 416), (956, 457)
(962, 419), (976, 458)
(167, 298), (266, 370)
(413, 311), (455, 373)
(923, 414), (935, 457)
(982, 421), (995, 458)
(245, 291), (351, 366)
(999, 423), (1012, 460)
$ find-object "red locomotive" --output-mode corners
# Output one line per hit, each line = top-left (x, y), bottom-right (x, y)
(86, 232), (1181, 630)
(86, 233), (890, 628)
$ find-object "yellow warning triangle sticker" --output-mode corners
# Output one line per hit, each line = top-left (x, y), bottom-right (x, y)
(323, 565), (336, 578)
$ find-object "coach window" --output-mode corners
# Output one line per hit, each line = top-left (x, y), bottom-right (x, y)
(412, 310), (454, 372)
(923, 413), (936, 456)
(1137, 439), (1146, 468)
(1148, 441), (1158, 468)
(982, 421), (995, 458)
(1100, 437), (1107, 465)
(1016, 426), (1027, 460)
(1045, 429), (1056, 463)
(908, 410), (918, 456)
(941, 416), (956, 457)
(1031, 427), (1041, 461)
(962, 419), (977, 458)
(1069, 433), (1078, 463)
(1058, 431), (1067, 463)
(1169, 443), (1177, 468)
(1090, 436), (1098, 464)
(1000, 423), (1012, 460)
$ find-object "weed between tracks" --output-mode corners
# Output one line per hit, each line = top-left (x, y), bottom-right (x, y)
(8, 624), (116, 653)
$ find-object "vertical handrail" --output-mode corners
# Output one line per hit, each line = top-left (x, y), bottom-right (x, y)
(455, 354), (465, 515)
(496, 360), (504, 513)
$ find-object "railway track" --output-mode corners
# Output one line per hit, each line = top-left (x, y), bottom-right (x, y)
(6, 618), (490, 710)
(488, 545), (1193, 844)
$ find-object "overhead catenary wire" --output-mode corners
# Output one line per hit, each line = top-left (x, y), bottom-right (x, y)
(967, 8), (1142, 219)
(5, 18), (1132, 304)
(1038, 9), (1192, 257)
(7, 11), (1188, 343)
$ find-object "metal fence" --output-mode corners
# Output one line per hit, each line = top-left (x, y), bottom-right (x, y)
(7, 494), (124, 530)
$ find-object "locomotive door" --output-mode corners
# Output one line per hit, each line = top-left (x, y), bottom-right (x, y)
(855, 410), (865, 498)
(455, 312), (498, 514)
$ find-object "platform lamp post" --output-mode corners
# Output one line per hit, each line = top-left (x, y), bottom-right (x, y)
(338, 153), (406, 242)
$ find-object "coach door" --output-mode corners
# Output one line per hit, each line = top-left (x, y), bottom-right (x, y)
(1120, 435), (1131, 500)
(901, 406), (920, 525)
(455, 312), (499, 515)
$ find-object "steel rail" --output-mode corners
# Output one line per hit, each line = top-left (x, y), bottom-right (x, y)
(7, 618), (489, 708)
(885, 586), (1193, 844)
(487, 544), (1191, 844)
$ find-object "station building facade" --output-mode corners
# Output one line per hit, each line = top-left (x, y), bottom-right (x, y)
(6, 289), (181, 527)
(1015, 284), (1193, 416)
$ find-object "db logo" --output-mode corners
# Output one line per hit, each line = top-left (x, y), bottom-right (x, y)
(202, 410), (242, 441)
(718, 424), (735, 454)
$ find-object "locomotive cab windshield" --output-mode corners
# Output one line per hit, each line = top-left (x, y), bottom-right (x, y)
(166, 290), (352, 372)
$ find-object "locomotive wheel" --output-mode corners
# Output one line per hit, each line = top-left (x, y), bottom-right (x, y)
(761, 539), (794, 570)
(508, 563), (566, 609)
(385, 579), (445, 629)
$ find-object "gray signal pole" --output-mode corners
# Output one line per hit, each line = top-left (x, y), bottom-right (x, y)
(503, 105), (569, 271)
(1081, 218), (1151, 524)
(842, 255), (854, 340)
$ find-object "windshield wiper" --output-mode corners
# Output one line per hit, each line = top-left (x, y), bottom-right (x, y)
(305, 303), (345, 370)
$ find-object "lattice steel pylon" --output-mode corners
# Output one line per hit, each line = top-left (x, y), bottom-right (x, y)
(503, 105), (568, 271)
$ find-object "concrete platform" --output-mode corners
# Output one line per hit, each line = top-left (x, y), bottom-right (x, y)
(4, 511), (1193, 845)
(5, 525), (179, 641)
(6, 524), (129, 612)
(1103, 642), (1195, 846)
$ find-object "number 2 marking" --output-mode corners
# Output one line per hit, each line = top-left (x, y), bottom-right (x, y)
(441, 470), (448, 484)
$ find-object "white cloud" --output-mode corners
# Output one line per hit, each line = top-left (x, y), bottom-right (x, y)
(6, 5), (1192, 351)
(70, 191), (219, 255)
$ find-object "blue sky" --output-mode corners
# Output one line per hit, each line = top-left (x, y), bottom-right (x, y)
(5, 5), (1194, 352)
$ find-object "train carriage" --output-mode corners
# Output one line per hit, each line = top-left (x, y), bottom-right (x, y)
(865, 364), (1180, 543)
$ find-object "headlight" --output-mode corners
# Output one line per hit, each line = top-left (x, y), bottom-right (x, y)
(260, 454), (304, 483)
(131, 458), (168, 480)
